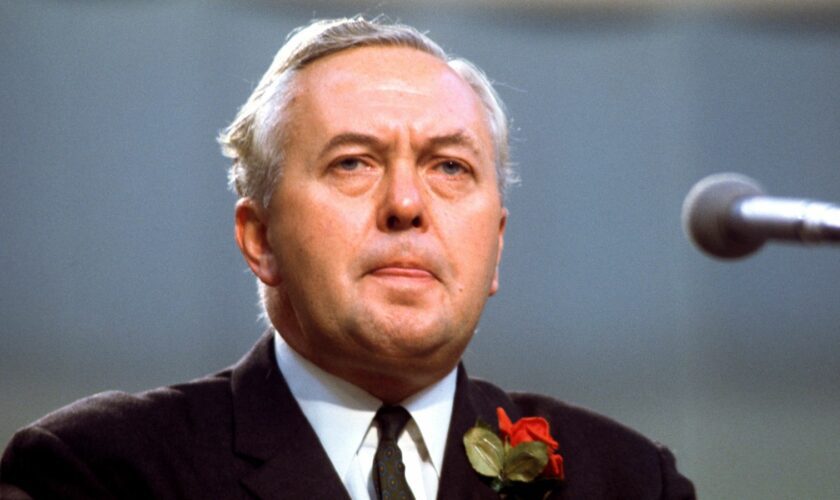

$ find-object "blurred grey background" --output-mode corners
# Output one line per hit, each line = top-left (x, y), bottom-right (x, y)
(2, 1), (839, 498)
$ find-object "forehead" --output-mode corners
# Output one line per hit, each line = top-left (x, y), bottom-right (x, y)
(287, 46), (493, 151)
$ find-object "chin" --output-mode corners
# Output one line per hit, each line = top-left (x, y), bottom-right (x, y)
(342, 302), (477, 364)
(369, 322), (473, 367)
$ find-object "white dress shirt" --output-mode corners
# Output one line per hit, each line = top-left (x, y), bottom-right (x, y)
(273, 331), (456, 500)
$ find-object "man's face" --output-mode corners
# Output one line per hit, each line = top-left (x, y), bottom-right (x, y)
(238, 46), (506, 399)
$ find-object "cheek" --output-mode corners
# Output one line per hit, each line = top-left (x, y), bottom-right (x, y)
(447, 209), (502, 280)
(275, 195), (368, 277)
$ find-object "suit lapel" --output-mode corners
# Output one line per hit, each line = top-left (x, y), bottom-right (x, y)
(437, 367), (569, 500)
(436, 366), (523, 500)
(230, 331), (351, 500)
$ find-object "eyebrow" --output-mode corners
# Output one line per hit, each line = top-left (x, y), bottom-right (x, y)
(425, 130), (483, 158)
(318, 133), (385, 160)
(317, 129), (484, 160)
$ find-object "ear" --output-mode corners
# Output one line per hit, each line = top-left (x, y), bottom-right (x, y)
(234, 198), (282, 287)
(488, 207), (507, 296)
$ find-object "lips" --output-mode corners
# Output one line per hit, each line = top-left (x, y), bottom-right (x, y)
(369, 263), (436, 280)
(360, 243), (445, 283)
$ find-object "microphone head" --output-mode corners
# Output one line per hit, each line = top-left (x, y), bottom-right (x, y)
(682, 173), (767, 259)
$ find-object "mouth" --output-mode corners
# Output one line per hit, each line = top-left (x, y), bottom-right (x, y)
(360, 243), (445, 287)
(369, 262), (437, 281)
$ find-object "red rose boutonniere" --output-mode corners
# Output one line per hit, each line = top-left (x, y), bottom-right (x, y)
(463, 407), (564, 498)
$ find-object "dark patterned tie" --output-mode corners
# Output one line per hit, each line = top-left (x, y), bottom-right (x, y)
(372, 405), (415, 500)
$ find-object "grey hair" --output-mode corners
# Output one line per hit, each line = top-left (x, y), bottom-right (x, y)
(218, 16), (516, 207)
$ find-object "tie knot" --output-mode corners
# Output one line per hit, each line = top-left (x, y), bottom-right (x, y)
(374, 405), (411, 441)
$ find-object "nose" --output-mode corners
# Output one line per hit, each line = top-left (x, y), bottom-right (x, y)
(377, 164), (427, 232)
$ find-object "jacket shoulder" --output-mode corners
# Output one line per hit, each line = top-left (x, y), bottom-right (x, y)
(466, 380), (658, 456)
(31, 369), (231, 444)
(509, 391), (655, 450)
(1, 370), (235, 498)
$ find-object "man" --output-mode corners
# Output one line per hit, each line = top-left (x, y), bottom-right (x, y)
(1, 17), (695, 499)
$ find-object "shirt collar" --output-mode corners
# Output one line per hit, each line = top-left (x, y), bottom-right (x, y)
(273, 331), (456, 480)
(399, 364), (456, 479)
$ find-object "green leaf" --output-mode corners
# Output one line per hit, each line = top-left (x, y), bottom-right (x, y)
(463, 427), (505, 478)
(502, 441), (549, 483)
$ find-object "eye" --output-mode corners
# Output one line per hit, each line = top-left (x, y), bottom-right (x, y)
(336, 157), (365, 171)
(325, 155), (379, 196)
(437, 160), (468, 176)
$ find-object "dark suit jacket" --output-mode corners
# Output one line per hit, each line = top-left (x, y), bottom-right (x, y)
(1, 332), (695, 499)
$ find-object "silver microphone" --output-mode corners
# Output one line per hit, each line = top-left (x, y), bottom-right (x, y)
(682, 173), (840, 259)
